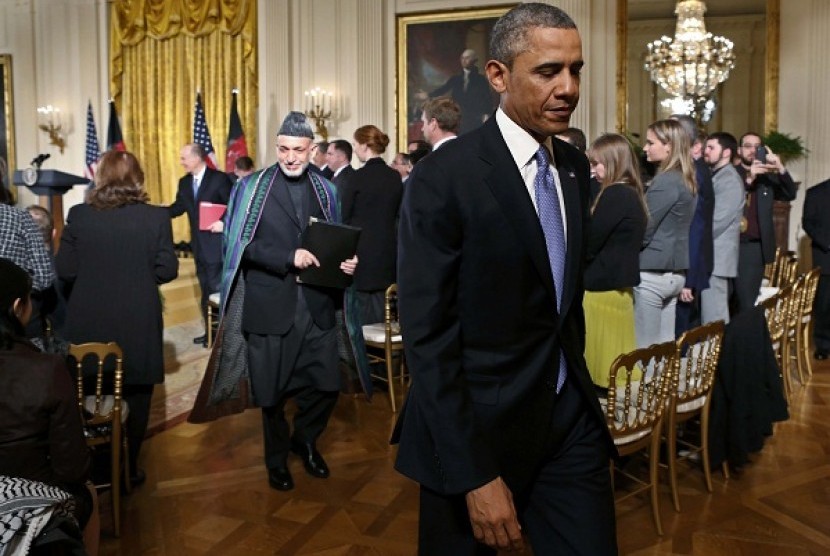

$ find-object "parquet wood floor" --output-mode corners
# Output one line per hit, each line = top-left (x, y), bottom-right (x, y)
(98, 357), (830, 555)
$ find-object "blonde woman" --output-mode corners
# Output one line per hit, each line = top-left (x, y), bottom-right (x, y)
(584, 133), (648, 386)
(635, 119), (697, 348)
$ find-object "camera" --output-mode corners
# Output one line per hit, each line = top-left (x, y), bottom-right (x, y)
(755, 145), (768, 164)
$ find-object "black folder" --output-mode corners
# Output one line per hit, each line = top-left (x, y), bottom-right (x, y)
(298, 218), (362, 289)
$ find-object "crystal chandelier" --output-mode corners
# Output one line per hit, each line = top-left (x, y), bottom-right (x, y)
(644, 0), (735, 120)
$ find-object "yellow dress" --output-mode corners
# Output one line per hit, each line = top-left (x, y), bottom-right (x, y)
(584, 288), (637, 387)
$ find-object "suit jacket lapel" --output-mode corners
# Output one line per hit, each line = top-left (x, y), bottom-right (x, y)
(267, 170), (301, 229)
(552, 139), (583, 320)
(479, 119), (558, 307)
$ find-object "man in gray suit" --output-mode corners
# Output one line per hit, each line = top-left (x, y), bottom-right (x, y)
(701, 132), (745, 324)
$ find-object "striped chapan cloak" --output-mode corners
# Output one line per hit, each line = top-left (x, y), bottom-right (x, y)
(189, 164), (372, 423)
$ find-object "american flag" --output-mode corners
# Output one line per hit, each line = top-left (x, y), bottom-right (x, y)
(84, 101), (100, 180)
(193, 93), (218, 169)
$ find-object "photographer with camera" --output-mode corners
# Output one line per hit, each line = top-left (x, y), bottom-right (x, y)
(733, 132), (798, 315)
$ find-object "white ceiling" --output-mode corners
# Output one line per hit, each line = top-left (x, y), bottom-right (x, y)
(628, 0), (766, 20)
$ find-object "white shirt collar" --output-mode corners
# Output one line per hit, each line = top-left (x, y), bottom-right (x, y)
(333, 163), (349, 178)
(495, 108), (555, 170)
(193, 165), (207, 182)
(431, 135), (457, 152)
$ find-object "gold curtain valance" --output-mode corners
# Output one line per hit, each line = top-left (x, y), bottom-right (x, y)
(112, 0), (250, 43)
(111, 0), (255, 103)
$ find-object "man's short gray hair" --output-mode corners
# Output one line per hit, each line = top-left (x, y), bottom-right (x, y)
(489, 3), (577, 69)
(278, 111), (314, 139)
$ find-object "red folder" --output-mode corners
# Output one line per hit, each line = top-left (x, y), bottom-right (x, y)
(199, 202), (227, 230)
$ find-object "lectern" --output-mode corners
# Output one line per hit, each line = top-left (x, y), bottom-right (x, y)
(13, 169), (88, 247)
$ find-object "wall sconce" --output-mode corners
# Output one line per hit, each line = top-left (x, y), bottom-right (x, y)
(37, 105), (66, 154)
(304, 87), (333, 141)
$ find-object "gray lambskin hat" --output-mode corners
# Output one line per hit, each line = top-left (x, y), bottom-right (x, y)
(278, 111), (314, 139)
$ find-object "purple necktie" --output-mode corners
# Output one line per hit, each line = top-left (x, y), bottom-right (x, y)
(534, 145), (568, 392)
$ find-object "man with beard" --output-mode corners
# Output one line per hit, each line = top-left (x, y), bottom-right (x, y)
(189, 112), (360, 492)
(733, 132), (797, 314)
(701, 132), (745, 324)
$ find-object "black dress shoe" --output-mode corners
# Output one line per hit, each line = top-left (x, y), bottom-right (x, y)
(290, 440), (330, 478)
(268, 467), (294, 491)
(815, 350), (829, 360)
(193, 334), (207, 345)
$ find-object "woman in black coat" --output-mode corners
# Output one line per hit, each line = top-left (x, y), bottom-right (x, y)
(584, 133), (648, 387)
(343, 125), (404, 325)
(0, 258), (99, 554)
(56, 151), (178, 481)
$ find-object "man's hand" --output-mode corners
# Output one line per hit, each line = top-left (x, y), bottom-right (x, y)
(679, 287), (694, 303)
(340, 255), (358, 276)
(749, 159), (770, 180)
(765, 146), (787, 174)
(294, 248), (320, 269)
(465, 477), (524, 552)
(208, 220), (224, 233)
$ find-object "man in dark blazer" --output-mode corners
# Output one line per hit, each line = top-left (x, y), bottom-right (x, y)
(393, 4), (616, 554)
(672, 114), (714, 336)
(733, 132), (798, 314)
(803, 178), (830, 359)
(169, 143), (233, 346)
(325, 139), (355, 188)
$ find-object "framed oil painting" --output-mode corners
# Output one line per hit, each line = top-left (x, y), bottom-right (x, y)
(0, 55), (14, 193)
(396, 6), (512, 149)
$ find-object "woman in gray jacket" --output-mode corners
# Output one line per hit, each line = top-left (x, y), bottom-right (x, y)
(635, 119), (697, 349)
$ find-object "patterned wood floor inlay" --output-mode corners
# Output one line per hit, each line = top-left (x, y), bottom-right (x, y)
(98, 358), (830, 555)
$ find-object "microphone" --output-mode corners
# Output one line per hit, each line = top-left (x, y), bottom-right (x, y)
(31, 153), (51, 167)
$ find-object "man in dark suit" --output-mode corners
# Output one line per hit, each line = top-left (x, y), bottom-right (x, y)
(672, 114), (714, 336)
(803, 178), (830, 359)
(421, 97), (460, 151)
(733, 132), (798, 314)
(169, 143), (233, 346)
(325, 139), (354, 188)
(425, 48), (493, 135)
(310, 141), (333, 179)
(393, 4), (616, 554)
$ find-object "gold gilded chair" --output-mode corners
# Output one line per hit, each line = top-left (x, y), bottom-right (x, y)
(604, 341), (676, 535)
(797, 268), (821, 379)
(362, 284), (407, 412)
(68, 342), (129, 537)
(763, 247), (781, 284)
(761, 286), (794, 401)
(207, 292), (220, 347)
(666, 320), (725, 512)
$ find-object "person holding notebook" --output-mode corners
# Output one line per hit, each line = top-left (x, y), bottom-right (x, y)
(189, 112), (364, 493)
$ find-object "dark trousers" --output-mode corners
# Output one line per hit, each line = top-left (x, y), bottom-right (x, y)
(261, 387), (339, 469)
(675, 296), (702, 339)
(815, 273), (830, 352)
(734, 241), (764, 315)
(196, 258), (222, 331)
(123, 384), (154, 471)
(417, 381), (618, 555)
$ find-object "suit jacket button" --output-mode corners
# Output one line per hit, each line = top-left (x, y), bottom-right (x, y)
(545, 380), (556, 390)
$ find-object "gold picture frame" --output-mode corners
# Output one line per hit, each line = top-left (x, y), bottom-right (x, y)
(396, 6), (512, 149)
(0, 54), (15, 192)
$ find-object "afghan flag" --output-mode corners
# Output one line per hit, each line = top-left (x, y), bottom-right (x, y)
(106, 100), (126, 152)
(225, 90), (248, 172)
